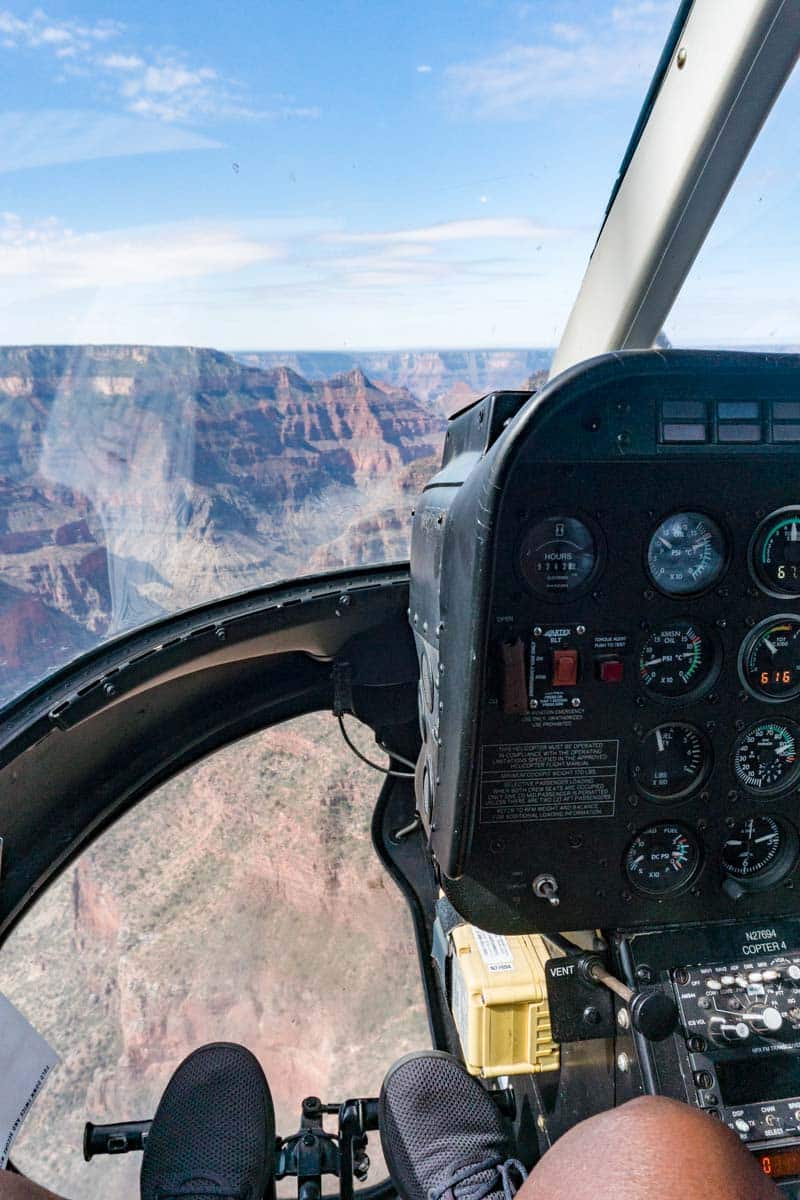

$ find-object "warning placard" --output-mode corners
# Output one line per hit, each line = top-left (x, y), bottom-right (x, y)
(480, 739), (619, 823)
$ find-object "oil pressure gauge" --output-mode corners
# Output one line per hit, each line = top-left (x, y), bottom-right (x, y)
(639, 620), (719, 701)
(646, 511), (727, 596)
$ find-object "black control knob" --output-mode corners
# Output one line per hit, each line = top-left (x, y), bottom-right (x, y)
(708, 1016), (750, 1045)
(744, 1005), (784, 1035)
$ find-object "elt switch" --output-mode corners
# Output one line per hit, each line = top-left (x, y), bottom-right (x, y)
(500, 638), (528, 714)
(552, 649), (579, 687)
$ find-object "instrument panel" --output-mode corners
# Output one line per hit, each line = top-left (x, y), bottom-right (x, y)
(409, 350), (800, 933)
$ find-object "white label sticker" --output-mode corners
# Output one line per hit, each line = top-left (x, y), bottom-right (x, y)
(451, 961), (470, 1052)
(0, 994), (59, 1167)
(474, 928), (514, 973)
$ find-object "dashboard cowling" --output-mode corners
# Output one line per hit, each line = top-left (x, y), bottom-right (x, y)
(409, 349), (800, 934)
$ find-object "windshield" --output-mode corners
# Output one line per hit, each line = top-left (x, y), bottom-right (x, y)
(0, 1), (677, 708)
(665, 69), (800, 349)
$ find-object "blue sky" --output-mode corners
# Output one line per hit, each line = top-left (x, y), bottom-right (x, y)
(0, 0), (796, 349)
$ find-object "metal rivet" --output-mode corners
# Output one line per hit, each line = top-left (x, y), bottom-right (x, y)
(677, 47), (687, 68)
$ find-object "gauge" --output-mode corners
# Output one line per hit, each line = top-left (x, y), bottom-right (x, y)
(518, 515), (599, 599)
(733, 720), (800, 796)
(751, 508), (800, 597)
(639, 620), (719, 700)
(646, 511), (727, 596)
(624, 823), (701, 896)
(721, 816), (798, 888)
(739, 616), (800, 702)
(631, 723), (711, 802)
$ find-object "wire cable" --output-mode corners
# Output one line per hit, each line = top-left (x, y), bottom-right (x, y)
(337, 714), (415, 778)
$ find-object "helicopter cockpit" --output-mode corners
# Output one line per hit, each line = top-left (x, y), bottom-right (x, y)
(2, 1), (800, 1199)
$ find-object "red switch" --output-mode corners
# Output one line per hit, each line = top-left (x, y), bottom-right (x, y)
(598, 658), (624, 684)
(552, 649), (579, 687)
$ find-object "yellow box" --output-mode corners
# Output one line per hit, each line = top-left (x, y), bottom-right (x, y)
(449, 926), (560, 1079)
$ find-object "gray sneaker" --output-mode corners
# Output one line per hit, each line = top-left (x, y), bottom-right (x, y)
(379, 1051), (527, 1200)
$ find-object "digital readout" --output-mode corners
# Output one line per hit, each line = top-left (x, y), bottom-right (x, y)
(757, 1148), (800, 1180)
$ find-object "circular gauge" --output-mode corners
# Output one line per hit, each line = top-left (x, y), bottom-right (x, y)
(646, 511), (727, 596)
(733, 720), (800, 796)
(739, 616), (800, 702)
(631, 723), (712, 802)
(518, 515), (599, 600)
(624, 823), (701, 896)
(751, 508), (800, 597)
(721, 816), (798, 889)
(639, 620), (719, 700)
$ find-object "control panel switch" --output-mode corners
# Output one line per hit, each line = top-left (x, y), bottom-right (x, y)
(552, 649), (579, 687)
(597, 658), (624, 683)
(500, 639), (528, 715)
(744, 1005), (783, 1034)
(708, 1016), (750, 1044)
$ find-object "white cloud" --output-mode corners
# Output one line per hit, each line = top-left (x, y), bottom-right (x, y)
(416, 63), (432, 73)
(327, 217), (564, 245)
(446, 0), (675, 115)
(0, 213), (278, 290)
(0, 109), (222, 173)
(0, 7), (320, 125)
(0, 9), (122, 54)
(101, 53), (144, 71)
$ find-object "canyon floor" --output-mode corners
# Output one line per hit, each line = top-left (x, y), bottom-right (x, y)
(0, 713), (428, 1200)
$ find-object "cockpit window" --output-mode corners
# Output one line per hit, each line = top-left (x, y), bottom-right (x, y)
(0, 1), (677, 709)
(664, 72), (800, 348)
(0, 713), (428, 1198)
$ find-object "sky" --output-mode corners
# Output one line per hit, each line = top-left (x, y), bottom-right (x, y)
(0, 0), (797, 350)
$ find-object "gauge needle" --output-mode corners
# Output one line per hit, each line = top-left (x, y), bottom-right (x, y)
(792, 523), (799, 542)
(642, 658), (663, 667)
(756, 834), (777, 842)
(630, 855), (644, 867)
(658, 536), (673, 550)
(656, 728), (665, 752)
(764, 638), (779, 655)
(777, 743), (794, 757)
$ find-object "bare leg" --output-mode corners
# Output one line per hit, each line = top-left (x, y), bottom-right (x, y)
(0, 1175), (68, 1200)
(523, 1097), (781, 1199)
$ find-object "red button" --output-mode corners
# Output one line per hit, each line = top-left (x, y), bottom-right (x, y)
(598, 658), (624, 683)
(552, 649), (579, 687)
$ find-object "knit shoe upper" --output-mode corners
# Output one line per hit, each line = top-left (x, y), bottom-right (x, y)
(379, 1052), (527, 1200)
(140, 1042), (275, 1200)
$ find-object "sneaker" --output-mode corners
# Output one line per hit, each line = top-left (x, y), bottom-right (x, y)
(379, 1051), (527, 1200)
(140, 1042), (275, 1200)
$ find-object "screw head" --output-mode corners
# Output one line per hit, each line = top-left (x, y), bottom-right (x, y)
(617, 1008), (630, 1030)
(617, 1052), (631, 1073)
(583, 1005), (602, 1026)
